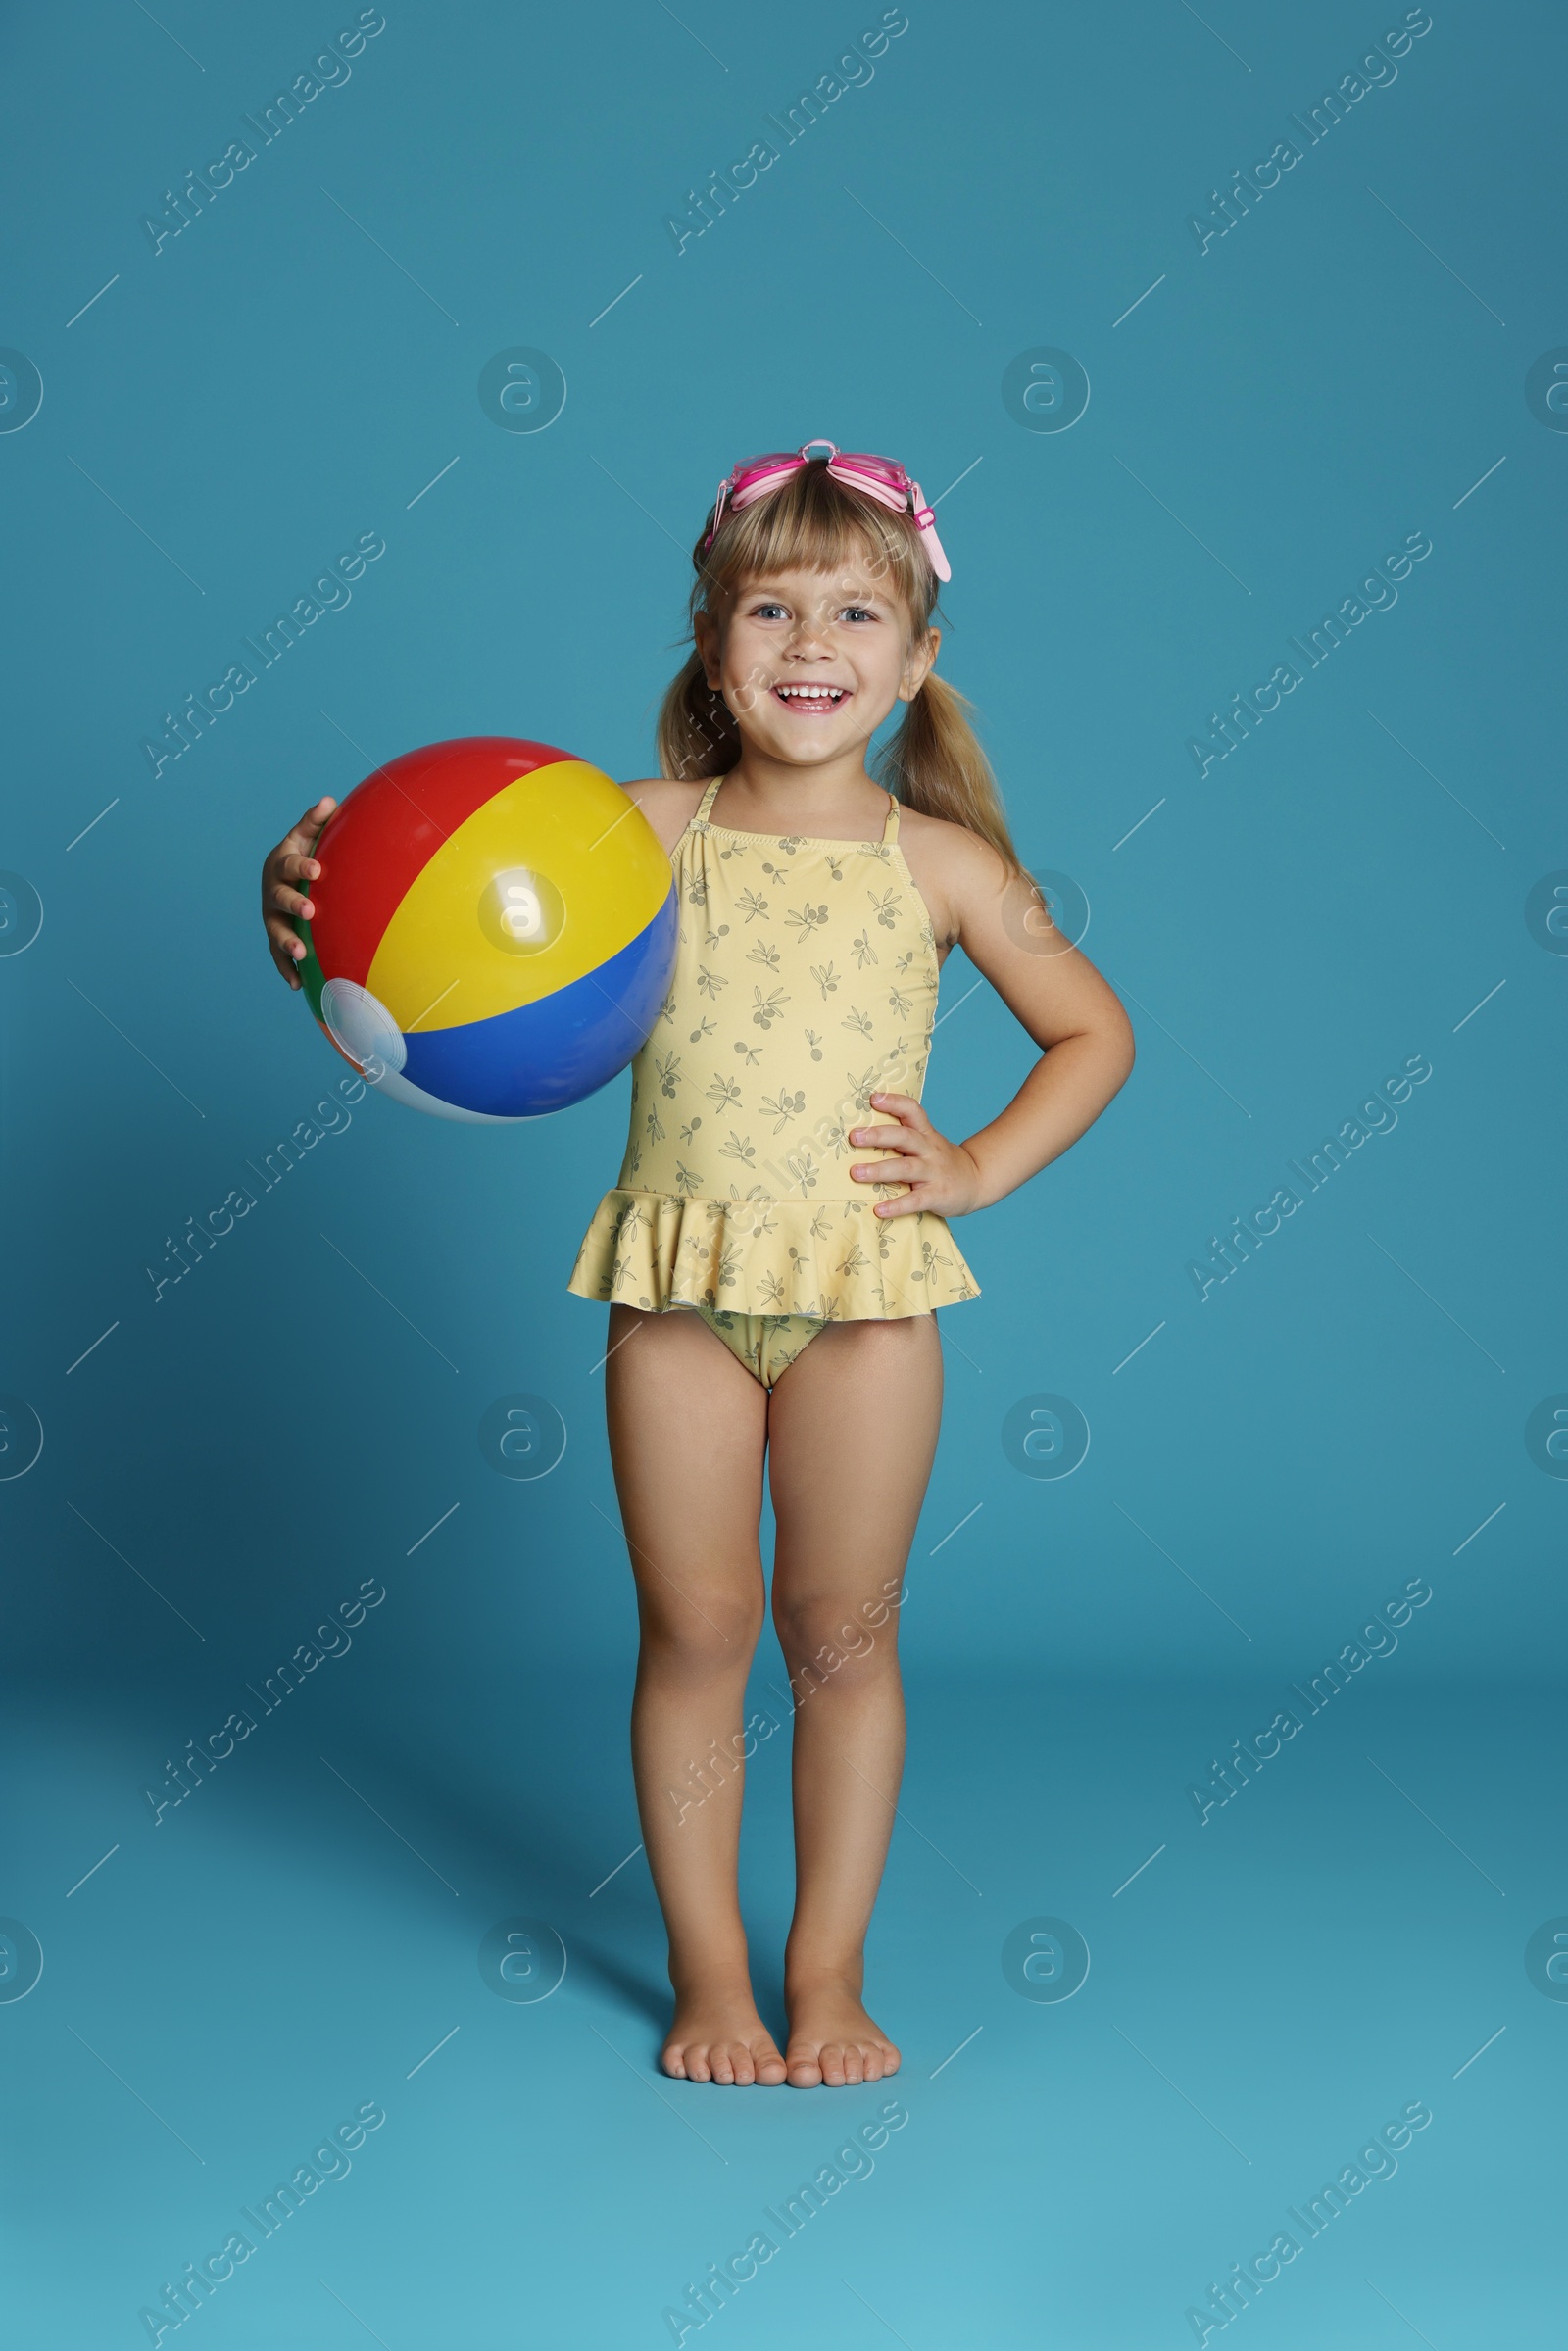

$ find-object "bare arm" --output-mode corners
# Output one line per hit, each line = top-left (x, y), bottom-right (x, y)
(620, 777), (705, 856)
(850, 825), (1135, 1217)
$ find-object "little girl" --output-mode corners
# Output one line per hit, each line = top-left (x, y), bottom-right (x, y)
(261, 441), (1135, 2089)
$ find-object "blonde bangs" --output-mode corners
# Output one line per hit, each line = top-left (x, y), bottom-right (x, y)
(693, 464), (936, 626)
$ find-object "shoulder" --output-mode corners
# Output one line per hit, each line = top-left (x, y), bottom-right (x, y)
(620, 776), (707, 855)
(894, 805), (1014, 947)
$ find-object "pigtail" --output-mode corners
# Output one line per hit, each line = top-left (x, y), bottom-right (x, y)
(657, 649), (740, 780)
(876, 671), (1024, 879)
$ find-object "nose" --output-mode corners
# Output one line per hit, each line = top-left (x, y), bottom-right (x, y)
(784, 613), (834, 658)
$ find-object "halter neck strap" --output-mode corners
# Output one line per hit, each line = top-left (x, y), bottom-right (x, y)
(882, 792), (901, 846)
(695, 775), (725, 823)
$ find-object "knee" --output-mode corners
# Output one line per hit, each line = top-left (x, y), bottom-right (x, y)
(642, 1582), (763, 1680)
(771, 1594), (895, 1685)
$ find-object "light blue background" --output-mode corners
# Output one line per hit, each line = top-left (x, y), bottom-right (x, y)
(2, 1), (1563, 2342)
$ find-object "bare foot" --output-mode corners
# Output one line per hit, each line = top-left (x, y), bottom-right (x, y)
(662, 1975), (787, 2085)
(784, 1973), (901, 2088)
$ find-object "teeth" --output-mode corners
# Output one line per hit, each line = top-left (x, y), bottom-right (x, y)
(777, 685), (844, 699)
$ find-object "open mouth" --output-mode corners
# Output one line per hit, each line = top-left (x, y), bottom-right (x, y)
(772, 683), (851, 712)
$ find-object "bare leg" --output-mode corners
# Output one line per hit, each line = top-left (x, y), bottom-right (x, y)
(604, 1304), (787, 2084)
(766, 1315), (943, 2086)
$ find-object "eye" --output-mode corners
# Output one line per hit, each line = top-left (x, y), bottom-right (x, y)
(840, 605), (876, 624)
(751, 601), (789, 620)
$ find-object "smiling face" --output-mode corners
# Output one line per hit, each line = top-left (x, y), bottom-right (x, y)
(696, 565), (939, 769)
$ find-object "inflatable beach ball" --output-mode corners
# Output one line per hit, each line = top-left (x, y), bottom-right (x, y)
(291, 736), (677, 1120)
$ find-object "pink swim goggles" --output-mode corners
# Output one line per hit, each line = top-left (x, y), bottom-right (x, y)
(704, 439), (952, 581)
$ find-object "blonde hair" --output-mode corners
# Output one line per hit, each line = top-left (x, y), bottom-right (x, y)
(656, 460), (1022, 876)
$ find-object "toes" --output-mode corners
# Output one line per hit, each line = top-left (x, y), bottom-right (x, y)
(666, 2020), (791, 2086)
(786, 2048), (823, 2087)
(842, 2045), (866, 2086)
(819, 2041), (848, 2086)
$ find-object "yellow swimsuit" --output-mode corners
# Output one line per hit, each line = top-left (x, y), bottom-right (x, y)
(568, 774), (979, 1385)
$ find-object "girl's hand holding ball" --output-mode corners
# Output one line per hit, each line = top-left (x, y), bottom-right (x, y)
(261, 796), (337, 988)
